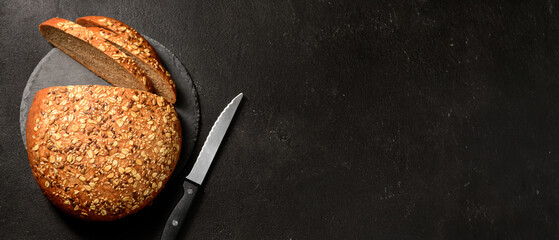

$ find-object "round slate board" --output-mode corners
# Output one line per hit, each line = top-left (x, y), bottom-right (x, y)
(19, 36), (200, 178)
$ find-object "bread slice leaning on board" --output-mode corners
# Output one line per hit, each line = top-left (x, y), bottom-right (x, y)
(26, 85), (182, 221)
(77, 16), (177, 103)
(39, 18), (153, 92)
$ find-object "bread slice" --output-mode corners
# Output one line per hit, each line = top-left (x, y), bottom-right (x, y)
(77, 16), (177, 103)
(26, 85), (181, 221)
(39, 18), (153, 92)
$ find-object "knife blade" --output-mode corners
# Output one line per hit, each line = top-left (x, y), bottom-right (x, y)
(161, 93), (243, 240)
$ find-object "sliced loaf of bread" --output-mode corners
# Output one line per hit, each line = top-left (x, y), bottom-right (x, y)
(26, 85), (181, 221)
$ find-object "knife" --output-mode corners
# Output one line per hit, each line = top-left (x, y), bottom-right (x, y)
(161, 93), (244, 240)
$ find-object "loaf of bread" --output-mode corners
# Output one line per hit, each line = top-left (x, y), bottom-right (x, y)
(26, 85), (181, 221)
(77, 16), (177, 103)
(39, 18), (153, 92)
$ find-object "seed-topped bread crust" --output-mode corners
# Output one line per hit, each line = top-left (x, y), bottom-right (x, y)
(77, 16), (177, 103)
(26, 85), (181, 221)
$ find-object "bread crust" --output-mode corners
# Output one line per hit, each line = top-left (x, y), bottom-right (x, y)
(77, 16), (177, 103)
(26, 85), (181, 221)
(39, 18), (153, 92)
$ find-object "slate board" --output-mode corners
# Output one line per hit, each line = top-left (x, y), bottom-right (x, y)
(19, 36), (200, 178)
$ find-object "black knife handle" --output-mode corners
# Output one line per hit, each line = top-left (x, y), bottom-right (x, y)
(161, 180), (199, 240)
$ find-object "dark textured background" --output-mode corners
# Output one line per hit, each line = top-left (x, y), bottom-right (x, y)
(2, 0), (559, 239)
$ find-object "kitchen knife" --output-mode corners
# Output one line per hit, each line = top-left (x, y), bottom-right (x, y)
(161, 93), (243, 240)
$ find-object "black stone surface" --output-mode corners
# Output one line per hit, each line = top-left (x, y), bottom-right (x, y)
(2, 1), (559, 239)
